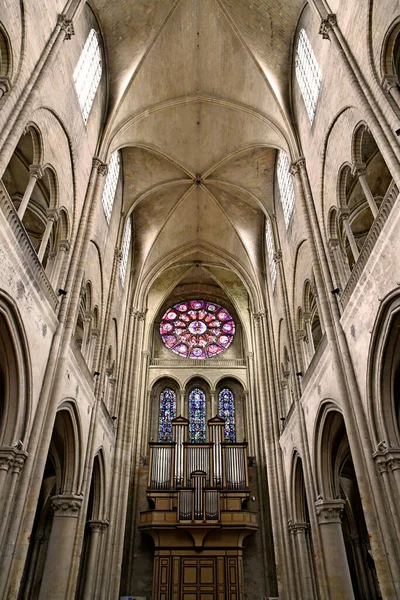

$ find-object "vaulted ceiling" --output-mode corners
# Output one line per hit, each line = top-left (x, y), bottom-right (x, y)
(91, 0), (304, 301)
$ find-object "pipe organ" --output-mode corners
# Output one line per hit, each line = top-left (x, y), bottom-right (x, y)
(139, 416), (258, 600)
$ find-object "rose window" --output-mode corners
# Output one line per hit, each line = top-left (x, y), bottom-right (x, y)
(160, 300), (235, 359)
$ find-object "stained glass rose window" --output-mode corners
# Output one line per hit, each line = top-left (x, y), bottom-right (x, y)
(159, 300), (235, 359)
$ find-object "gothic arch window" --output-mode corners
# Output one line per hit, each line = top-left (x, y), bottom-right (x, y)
(119, 217), (132, 284)
(73, 29), (102, 123)
(295, 29), (322, 123)
(101, 151), (120, 224)
(218, 388), (236, 442)
(158, 388), (177, 443)
(189, 388), (206, 443)
(277, 151), (295, 228)
(266, 218), (277, 289)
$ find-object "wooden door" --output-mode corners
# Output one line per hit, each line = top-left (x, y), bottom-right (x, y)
(180, 558), (216, 600)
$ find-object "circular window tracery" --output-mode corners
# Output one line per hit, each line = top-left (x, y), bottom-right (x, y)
(160, 300), (235, 359)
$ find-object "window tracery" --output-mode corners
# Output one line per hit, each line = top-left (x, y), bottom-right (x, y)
(158, 388), (176, 443)
(277, 152), (295, 228)
(119, 218), (131, 284)
(266, 219), (277, 289)
(101, 152), (120, 224)
(189, 388), (206, 443)
(73, 29), (102, 123)
(159, 300), (235, 359)
(295, 29), (322, 123)
(218, 388), (236, 442)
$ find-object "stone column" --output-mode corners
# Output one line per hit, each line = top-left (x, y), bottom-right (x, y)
(81, 520), (109, 599)
(315, 499), (355, 600)
(179, 389), (186, 418)
(328, 237), (349, 289)
(289, 521), (315, 599)
(339, 209), (359, 261)
(38, 208), (59, 262)
(0, 449), (27, 547)
(17, 164), (44, 220)
(50, 239), (70, 289)
(351, 163), (379, 218)
(38, 495), (83, 599)
(210, 389), (217, 418)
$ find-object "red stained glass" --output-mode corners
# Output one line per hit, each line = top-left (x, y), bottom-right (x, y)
(160, 300), (235, 359)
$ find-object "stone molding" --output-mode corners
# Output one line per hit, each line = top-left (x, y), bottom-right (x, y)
(319, 14), (337, 40)
(315, 498), (345, 524)
(51, 494), (83, 517)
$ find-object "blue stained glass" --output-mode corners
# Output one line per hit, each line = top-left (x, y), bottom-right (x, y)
(218, 388), (236, 442)
(189, 388), (206, 443)
(158, 388), (176, 442)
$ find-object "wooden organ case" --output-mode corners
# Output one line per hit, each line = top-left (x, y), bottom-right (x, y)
(139, 416), (258, 600)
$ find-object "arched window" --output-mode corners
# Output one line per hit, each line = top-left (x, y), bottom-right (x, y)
(277, 151), (295, 227)
(101, 152), (120, 223)
(266, 218), (277, 289)
(158, 388), (176, 442)
(218, 388), (236, 442)
(119, 218), (132, 284)
(295, 29), (322, 123)
(73, 29), (102, 123)
(189, 389), (206, 443)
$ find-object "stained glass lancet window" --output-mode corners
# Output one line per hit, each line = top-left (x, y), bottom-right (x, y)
(189, 389), (206, 443)
(158, 388), (176, 442)
(73, 29), (102, 123)
(119, 217), (132, 284)
(266, 218), (277, 289)
(218, 388), (236, 442)
(159, 300), (235, 359)
(295, 29), (322, 123)
(277, 151), (295, 228)
(101, 151), (120, 223)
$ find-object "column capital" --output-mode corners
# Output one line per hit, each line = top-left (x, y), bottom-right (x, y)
(0, 446), (28, 473)
(328, 237), (340, 249)
(0, 75), (11, 97)
(373, 446), (400, 473)
(315, 498), (345, 524)
(46, 208), (59, 222)
(338, 207), (351, 222)
(92, 157), (108, 176)
(88, 519), (109, 533)
(273, 249), (283, 263)
(288, 520), (310, 534)
(59, 239), (70, 252)
(319, 14), (337, 40)
(253, 309), (267, 321)
(246, 351), (254, 360)
(114, 248), (123, 262)
(296, 328), (306, 341)
(290, 157), (306, 175)
(29, 164), (44, 180)
(381, 74), (399, 93)
(51, 494), (83, 517)
(57, 14), (75, 40)
(351, 162), (367, 178)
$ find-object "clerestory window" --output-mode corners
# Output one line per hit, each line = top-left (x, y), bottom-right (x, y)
(119, 217), (132, 284)
(73, 29), (102, 123)
(277, 151), (295, 228)
(101, 151), (120, 224)
(295, 29), (322, 123)
(266, 218), (277, 289)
